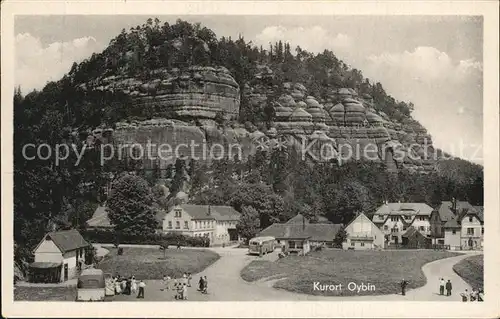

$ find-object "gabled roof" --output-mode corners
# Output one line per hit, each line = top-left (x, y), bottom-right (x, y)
(401, 226), (423, 238)
(373, 203), (433, 216)
(34, 229), (90, 254)
(436, 202), (456, 222)
(87, 205), (112, 228)
(285, 214), (310, 225)
(174, 204), (240, 221)
(177, 204), (217, 220)
(344, 213), (376, 230)
(259, 223), (343, 242)
(209, 205), (241, 221)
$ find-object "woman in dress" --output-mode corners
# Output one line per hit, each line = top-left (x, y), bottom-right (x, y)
(131, 276), (137, 295)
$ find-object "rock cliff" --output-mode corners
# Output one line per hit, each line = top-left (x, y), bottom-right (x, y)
(82, 64), (439, 173)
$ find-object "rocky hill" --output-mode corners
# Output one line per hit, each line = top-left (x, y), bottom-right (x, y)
(39, 18), (442, 173)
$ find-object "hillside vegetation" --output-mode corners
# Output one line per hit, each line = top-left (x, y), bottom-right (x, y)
(14, 18), (483, 270)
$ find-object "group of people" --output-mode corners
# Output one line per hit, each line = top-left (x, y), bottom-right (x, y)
(439, 278), (484, 301)
(113, 275), (146, 298)
(162, 272), (195, 300)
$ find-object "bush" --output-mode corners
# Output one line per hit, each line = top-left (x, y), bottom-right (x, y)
(81, 229), (209, 247)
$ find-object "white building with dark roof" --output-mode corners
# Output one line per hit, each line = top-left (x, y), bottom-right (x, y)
(161, 204), (241, 246)
(372, 202), (433, 245)
(30, 229), (90, 283)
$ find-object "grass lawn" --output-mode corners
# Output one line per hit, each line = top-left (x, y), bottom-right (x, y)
(97, 247), (220, 279)
(453, 254), (483, 289)
(14, 286), (77, 301)
(241, 249), (461, 296)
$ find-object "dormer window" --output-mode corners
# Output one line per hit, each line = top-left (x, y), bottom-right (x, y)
(174, 209), (182, 218)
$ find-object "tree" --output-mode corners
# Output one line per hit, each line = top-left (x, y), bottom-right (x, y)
(236, 205), (260, 243)
(333, 225), (347, 248)
(107, 173), (158, 236)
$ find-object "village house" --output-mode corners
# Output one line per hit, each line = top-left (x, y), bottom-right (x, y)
(342, 213), (385, 250)
(442, 200), (484, 250)
(372, 202), (433, 245)
(30, 229), (90, 283)
(429, 201), (457, 246)
(259, 214), (343, 254)
(161, 204), (240, 245)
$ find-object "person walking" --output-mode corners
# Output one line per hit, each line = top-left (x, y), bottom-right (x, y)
(131, 276), (138, 295)
(198, 276), (204, 292)
(460, 289), (469, 302)
(183, 283), (188, 300)
(400, 278), (408, 296)
(202, 276), (208, 294)
(439, 278), (445, 295)
(187, 273), (192, 287)
(445, 279), (452, 296)
(137, 280), (146, 299)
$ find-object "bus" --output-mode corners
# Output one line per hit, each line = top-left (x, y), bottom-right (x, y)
(248, 236), (275, 255)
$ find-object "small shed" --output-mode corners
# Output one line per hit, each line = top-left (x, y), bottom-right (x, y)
(30, 229), (90, 283)
(401, 226), (431, 249)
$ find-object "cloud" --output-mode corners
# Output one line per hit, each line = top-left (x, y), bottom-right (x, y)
(366, 46), (482, 84)
(254, 25), (353, 54)
(362, 46), (483, 163)
(15, 33), (105, 93)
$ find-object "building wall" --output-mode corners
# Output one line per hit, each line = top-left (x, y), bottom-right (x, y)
(429, 211), (444, 238)
(460, 215), (483, 249)
(381, 217), (405, 244)
(345, 214), (384, 248)
(410, 216), (431, 236)
(214, 220), (239, 245)
(34, 239), (63, 263)
(343, 239), (374, 250)
(444, 229), (461, 249)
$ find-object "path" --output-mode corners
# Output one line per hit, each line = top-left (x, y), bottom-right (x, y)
(111, 248), (482, 301)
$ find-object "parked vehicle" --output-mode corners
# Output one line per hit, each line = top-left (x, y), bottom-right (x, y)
(248, 236), (275, 255)
(77, 268), (106, 301)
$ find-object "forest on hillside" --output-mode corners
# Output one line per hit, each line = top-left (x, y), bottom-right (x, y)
(13, 18), (483, 267)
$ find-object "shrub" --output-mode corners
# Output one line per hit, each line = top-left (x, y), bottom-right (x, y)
(81, 229), (209, 247)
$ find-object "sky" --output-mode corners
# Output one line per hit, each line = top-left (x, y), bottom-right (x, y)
(14, 15), (483, 163)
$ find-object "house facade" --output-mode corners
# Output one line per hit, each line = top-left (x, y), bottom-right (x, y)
(161, 204), (240, 245)
(372, 202), (433, 245)
(438, 200), (484, 250)
(30, 229), (90, 283)
(259, 214), (342, 253)
(342, 213), (385, 250)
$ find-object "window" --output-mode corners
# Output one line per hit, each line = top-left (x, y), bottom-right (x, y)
(438, 239), (445, 244)
(469, 216), (473, 222)
(391, 228), (398, 233)
(360, 242), (365, 247)
(482, 228), (484, 234)
(391, 216), (398, 222)
(351, 241), (355, 247)
(175, 221), (180, 229)
(384, 225), (388, 230)
(404, 215), (411, 220)
(184, 221), (189, 229)
(452, 230), (456, 235)
(168, 221), (172, 229)
(174, 210), (182, 218)
(419, 226), (425, 231)
(295, 241), (304, 249)
(467, 228), (474, 235)
(403, 226), (407, 231)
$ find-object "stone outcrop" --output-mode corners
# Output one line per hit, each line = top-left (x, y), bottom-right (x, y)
(81, 66), (240, 120)
(82, 65), (438, 173)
